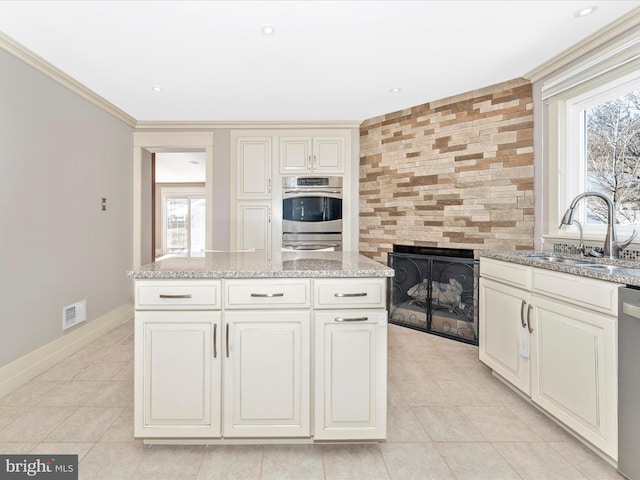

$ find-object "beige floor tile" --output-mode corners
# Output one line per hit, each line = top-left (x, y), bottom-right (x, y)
(435, 379), (497, 406)
(507, 398), (573, 442)
(0, 406), (76, 442)
(46, 407), (122, 443)
(87, 381), (132, 407)
(321, 443), (390, 480)
(461, 406), (543, 442)
(493, 442), (587, 480)
(435, 442), (521, 480)
(197, 445), (263, 480)
(414, 406), (485, 442)
(34, 357), (93, 382)
(549, 441), (624, 480)
(133, 444), (205, 480)
(393, 381), (454, 407)
(261, 444), (325, 480)
(38, 381), (105, 407)
(379, 442), (454, 479)
(0, 406), (27, 430)
(388, 360), (433, 383)
(0, 380), (59, 406)
(386, 405), (431, 443)
(31, 442), (94, 461)
(0, 442), (37, 453)
(97, 343), (134, 363)
(72, 361), (131, 381)
(78, 441), (147, 480)
(98, 407), (135, 443)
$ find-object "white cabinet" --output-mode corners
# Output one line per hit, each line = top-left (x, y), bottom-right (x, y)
(313, 277), (388, 440)
(236, 136), (272, 199)
(280, 135), (345, 174)
(134, 281), (222, 438)
(134, 275), (387, 443)
(224, 310), (310, 437)
(479, 258), (621, 461)
(136, 312), (221, 438)
(314, 310), (387, 440)
(235, 202), (271, 254)
(479, 277), (531, 394)
(529, 268), (619, 460)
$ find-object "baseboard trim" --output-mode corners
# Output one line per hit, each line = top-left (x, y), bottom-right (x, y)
(0, 302), (134, 398)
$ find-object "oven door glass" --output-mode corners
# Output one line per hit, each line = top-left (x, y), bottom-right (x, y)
(282, 196), (342, 223)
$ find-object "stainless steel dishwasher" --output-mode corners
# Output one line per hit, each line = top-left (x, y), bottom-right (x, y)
(619, 285), (640, 479)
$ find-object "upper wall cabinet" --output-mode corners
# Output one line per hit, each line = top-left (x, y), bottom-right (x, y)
(237, 137), (272, 199)
(280, 135), (345, 175)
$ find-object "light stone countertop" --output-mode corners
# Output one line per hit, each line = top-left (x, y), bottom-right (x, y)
(479, 250), (640, 287)
(127, 251), (394, 279)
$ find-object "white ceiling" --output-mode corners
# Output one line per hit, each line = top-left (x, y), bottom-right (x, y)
(1, 1), (639, 123)
(155, 152), (206, 183)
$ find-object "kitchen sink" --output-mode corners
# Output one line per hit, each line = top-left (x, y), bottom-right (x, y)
(529, 255), (640, 275)
(530, 256), (588, 265)
(574, 264), (640, 274)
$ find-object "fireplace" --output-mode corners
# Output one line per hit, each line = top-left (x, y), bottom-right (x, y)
(387, 245), (479, 345)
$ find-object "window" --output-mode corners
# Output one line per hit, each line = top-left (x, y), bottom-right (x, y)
(543, 45), (640, 245)
(160, 187), (205, 257)
(565, 76), (640, 232)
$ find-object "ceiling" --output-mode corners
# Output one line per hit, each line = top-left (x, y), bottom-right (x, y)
(1, 1), (639, 123)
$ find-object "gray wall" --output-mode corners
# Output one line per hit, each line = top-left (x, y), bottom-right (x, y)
(0, 48), (134, 366)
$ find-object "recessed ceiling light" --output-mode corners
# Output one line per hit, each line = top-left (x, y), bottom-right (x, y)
(151, 86), (162, 92)
(389, 87), (402, 93)
(574, 5), (597, 17)
(261, 25), (275, 35)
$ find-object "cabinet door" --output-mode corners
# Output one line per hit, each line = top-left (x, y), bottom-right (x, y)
(223, 311), (310, 437)
(236, 137), (272, 199)
(312, 136), (344, 174)
(479, 277), (531, 395)
(529, 295), (617, 459)
(314, 310), (387, 440)
(135, 311), (221, 438)
(280, 137), (312, 173)
(235, 201), (271, 255)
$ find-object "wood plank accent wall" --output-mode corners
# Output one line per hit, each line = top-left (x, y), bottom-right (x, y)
(359, 78), (534, 263)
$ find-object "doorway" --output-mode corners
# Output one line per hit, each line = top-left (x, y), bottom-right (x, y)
(153, 151), (206, 260)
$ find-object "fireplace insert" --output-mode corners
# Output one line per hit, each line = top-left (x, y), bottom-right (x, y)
(387, 245), (479, 345)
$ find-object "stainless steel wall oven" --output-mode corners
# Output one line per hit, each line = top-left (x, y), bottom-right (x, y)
(282, 176), (342, 251)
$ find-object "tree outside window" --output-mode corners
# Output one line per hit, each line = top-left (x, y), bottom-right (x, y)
(584, 90), (640, 226)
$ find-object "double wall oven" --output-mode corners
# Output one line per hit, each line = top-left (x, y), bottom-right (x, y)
(282, 176), (343, 251)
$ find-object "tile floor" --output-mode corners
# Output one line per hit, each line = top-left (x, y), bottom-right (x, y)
(0, 319), (625, 480)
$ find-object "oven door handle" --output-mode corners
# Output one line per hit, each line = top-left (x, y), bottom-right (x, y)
(283, 243), (340, 250)
(283, 189), (342, 195)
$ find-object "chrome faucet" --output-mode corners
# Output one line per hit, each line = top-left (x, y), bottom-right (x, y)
(559, 192), (637, 259)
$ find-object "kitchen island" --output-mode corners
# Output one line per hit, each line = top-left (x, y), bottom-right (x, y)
(127, 251), (393, 444)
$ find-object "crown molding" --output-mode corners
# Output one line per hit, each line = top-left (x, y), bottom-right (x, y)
(525, 7), (640, 83)
(0, 31), (137, 128)
(134, 120), (362, 130)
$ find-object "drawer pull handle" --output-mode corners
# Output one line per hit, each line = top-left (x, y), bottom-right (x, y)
(520, 300), (526, 328)
(213, 324), (217, 359)
(335, 316), (369, 322)
(159, 294), (193, 299)
(527, 304), (534, 333)
(335, 292), (367, 298)
(250, 293), (284, 298)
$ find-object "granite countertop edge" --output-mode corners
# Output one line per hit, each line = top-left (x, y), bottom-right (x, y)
(126, 251), (395, 280)
(478, 250), (640, 287)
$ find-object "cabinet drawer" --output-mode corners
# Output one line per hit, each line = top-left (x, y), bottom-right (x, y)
(314, 278), (386, 309)
(136, 280), (221, 310)
(480, 258), (532, 289)
(224, 279), (311, 309)
(532, 268), (622, 315)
